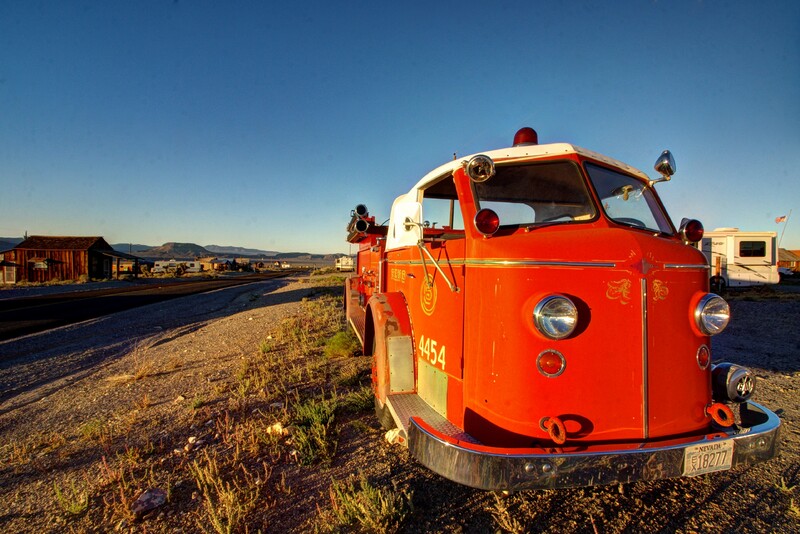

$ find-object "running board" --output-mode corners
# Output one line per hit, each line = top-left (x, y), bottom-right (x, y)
(386, 393), (481, 445)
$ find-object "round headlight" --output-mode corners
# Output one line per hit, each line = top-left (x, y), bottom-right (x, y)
(695, 293), (730, 335)
(533, 296), (578, 340)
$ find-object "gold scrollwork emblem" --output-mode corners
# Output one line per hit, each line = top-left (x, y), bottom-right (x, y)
(420, 274), (437, 316)
(606, 279), (632, 305)
(652, 279), (669, 301)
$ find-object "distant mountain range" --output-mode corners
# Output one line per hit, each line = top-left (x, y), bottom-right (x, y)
(1, 237), (340, 261)
(128, 242), (213, 259)
(111, 243), (153, 254)
(204, 244), (278, 256)
(0, 238), (23, 251)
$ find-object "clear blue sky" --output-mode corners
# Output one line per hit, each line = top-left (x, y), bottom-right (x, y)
(2, 1), (798, 254)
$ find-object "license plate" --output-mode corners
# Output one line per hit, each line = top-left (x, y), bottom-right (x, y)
(683, 440), (734, 476)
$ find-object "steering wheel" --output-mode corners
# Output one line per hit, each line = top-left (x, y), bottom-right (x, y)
(615, 217), (646, 228)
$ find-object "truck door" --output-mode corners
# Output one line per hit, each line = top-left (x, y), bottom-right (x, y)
(385, 176), (466, 423)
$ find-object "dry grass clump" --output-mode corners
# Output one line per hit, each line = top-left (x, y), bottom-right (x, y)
(189, 450), (270, 534)
(1, 275), (397, 532)
(322, 472), (413, 534)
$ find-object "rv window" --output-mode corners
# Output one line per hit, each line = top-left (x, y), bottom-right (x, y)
(739, 241), (766, 258)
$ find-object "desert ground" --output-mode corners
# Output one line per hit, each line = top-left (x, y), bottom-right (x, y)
(0, 274), (798, 533)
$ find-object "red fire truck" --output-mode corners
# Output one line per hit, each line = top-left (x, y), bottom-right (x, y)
(344, 128), (780, 490)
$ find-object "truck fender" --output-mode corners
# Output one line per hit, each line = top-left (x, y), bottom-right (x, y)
(365, 292), (415, 406)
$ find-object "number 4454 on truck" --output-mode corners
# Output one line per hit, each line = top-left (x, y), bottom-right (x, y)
(343, 127), (780, 491)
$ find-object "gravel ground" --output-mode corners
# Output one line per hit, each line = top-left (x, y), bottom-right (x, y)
(0, 277), (798, 533)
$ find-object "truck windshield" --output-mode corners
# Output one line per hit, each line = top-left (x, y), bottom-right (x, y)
(472, 161), (596, 227)
(585, 163), (674, 234)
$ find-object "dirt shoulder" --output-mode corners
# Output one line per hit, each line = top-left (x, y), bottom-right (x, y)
(0, 277), (798, 533)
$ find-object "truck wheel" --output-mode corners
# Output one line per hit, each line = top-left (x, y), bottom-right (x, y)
(372, 333), (396, 430)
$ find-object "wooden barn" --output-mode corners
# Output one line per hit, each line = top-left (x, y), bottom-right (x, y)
(779, 248), (800, 273)
(0, 236), (140, 284)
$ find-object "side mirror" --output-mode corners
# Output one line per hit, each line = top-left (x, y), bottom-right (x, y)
(651, 150), (676, 185)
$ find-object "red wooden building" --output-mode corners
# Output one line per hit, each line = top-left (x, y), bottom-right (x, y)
(0, 236), (140, 284)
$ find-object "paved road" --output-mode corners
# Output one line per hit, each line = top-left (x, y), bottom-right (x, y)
(0, 272), (295, 342)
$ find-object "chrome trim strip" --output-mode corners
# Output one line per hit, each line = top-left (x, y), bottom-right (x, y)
(664, 264), (710, 270)
(467, 259), (617, 268)
(641, 278), (649, 439)
(386, 259), (617, 268)
(407, 401), (781, 491)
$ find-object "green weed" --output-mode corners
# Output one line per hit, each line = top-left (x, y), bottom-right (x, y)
(292, 394), (339, 465)
(324, 330), (359, 359)
(324, 473), (412, 534)
(53, 478), (89, 516)
(189, 450), (268, 534)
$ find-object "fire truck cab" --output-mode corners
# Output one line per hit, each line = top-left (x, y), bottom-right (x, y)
(344, 128), (780, 491)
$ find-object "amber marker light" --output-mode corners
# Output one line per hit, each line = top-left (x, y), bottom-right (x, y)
(537, 350), (566, 377)
(697, 345), (711, 370)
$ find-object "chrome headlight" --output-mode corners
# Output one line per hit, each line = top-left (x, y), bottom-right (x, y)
(533, 296), (578, 340)
(695, 294), (730, 335)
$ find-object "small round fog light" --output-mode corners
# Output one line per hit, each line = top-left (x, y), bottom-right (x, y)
(697, 345), (710, 370)
(537, 350), (566, 378)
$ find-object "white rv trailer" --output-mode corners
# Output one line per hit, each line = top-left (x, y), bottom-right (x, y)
(152, 260), (202, 274)
(335, 256), (354, 272)
(696, 228), (779, 288)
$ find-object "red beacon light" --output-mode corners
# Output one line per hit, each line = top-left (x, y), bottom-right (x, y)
(513, 127), (538, 146)
(474, 208), (500, 236)
(679, 218), (704, 244)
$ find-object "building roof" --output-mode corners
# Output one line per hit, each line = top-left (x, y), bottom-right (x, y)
(15, 236), (112, 251)
(779, 248), (800, 262)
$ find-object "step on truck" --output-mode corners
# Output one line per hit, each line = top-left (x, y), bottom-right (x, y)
(344, 127), (780, 491)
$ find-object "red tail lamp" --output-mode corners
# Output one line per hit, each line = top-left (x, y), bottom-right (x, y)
(474, 208), (500, 236)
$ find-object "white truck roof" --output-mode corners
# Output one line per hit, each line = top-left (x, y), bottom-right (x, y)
(405, 143), (650, 199)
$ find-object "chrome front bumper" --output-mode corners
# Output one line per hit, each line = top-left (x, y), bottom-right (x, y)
(407, 401), (781, 491)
